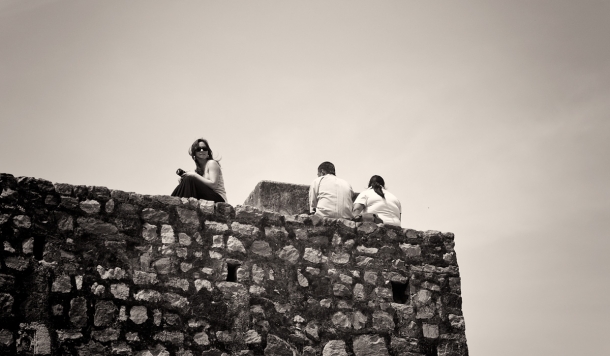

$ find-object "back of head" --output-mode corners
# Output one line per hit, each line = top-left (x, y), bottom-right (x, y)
(368, 175), (385, 198)
(318, 161), (336, 175)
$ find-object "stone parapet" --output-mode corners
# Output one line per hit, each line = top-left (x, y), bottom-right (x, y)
(0, 173), (468, 355)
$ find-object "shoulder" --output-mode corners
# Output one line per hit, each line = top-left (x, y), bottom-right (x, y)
(206, 160), (221, 169)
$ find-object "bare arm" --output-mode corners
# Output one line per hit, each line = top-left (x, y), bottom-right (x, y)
(309, 178), (318, 214)
(184, 161), (221, 189)
(353, 203), (365, 216)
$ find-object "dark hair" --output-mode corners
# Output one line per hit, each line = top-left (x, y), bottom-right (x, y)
(189, 138), (220, 175)
(368, 175), (385, 198)
(317, 161), (336, 175)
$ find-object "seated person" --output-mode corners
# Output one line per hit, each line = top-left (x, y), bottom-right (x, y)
(171, 138), (227, 203)
(353, 175), (401, 226)
(309, 161), (354, 219)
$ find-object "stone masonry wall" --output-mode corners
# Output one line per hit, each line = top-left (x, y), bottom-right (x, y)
(0, 173), (468, 356)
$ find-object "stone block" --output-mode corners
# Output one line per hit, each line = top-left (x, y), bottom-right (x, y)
(352, 334), (390, 356)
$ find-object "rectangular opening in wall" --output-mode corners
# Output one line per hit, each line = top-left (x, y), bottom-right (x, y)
(33, 235), (45, 260)
(420, 341), (438, 356)
(227, 263), (240, 282)
(391, 281), (408, 304)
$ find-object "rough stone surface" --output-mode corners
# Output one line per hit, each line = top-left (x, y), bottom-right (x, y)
(353, 334), (390, 356)
(251, 240), (273, 257)
(0, 174), (468, 356)
(322, 340), (348, 356)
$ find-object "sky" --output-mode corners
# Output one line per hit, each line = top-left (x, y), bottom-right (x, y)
(1, 0), (609, 354)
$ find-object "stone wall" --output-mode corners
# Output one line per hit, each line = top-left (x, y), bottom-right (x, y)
(0, 173), (468, 356)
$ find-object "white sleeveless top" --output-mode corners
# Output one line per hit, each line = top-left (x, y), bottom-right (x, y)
(204, 160), (227, 203)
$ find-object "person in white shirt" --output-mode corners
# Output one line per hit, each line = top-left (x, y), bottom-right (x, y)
(309, 162), (354, 219)
(353, 175), (401, 226)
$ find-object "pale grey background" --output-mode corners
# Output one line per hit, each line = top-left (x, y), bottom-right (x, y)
(1, 1), (609, 355)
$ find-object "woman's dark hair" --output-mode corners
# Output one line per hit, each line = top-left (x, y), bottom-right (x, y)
(189, 138), (220, 175)
(368, 175), (386, 198)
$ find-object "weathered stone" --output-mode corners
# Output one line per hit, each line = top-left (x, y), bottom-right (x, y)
(423, 323), (439, 339)
(154, 330), (184, 345)
(375, 287), (393, 300)
(199, 200), (215, 215)
(231, 222), (259, 237)
(194, 279), (213, 292)
(154, 257), (173, 274)
(80, 200), (101, 214)
(97, 266), (126, 280)
(448, 314), (465, 330)
(356, 256), (374, 267)
(194, 331), (210, 345)
(339, 274), (353, 284)
(357, 245), (378, 255)
(77, 217), (118, 235)
(130, 306), (148, 324)
(13, 215), (31, 229)
(264, 334), (297, 356)
(244, 330), (261, 344)
(252, 265), (265, 284)
(22, 238), (34, 254)
(278, 245), (300, 264)
(52, 275), (72, 293)
(119, 305), (128, 321)
(133, 270), (158, 285)
(112, 342), (131, 355)
(4, 256), (28, 271)
(92, 328), (120, 342)
(297, 270), (309, 287)
(373, 311), (395, 332)
(166, 278), (190, 292)
(56, 214), (74, 231)
(56, 329), (83, 341)
(163, 292), (189, 309)
(331, 312), (351, 328)
(142, 208), (169, 224)
(251, 240), (272, 257)
(142, 223), (158, 241)
(244, 181), (310, 216)
(177, 208), (199, 227)
(227, 236), (246, 253)
(69, 297), (88, 328)
(205, 221), (229, 234)
(364, 271), (378, 285)
(303, 248), (323, 264)
(134, 290), (162, 303)
(353, 334), (390, 356)
(94, 300), (117, 327)
(322, 340), (348, 356)
(421, 281), (440, 291)
(0, 294), (14, 318)
(353, 283), (366, 301)
(105, 199), (115, 213)
(161, 225), (175, 244)
(111, 283), (130, 300)
(333, 284), (351, 297)
(178, 233), (192, 246)
(330, 252), (350, 264)
(400, 243), (422, 258)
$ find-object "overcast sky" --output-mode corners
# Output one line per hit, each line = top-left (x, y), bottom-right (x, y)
(1, 1), (609, 355)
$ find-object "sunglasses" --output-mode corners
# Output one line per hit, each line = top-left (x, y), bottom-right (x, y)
(194, 147), (209, 152)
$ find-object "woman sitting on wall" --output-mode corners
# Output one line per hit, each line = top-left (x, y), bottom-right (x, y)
(171, 138), (227, 203)
(353, 175), (401, 226)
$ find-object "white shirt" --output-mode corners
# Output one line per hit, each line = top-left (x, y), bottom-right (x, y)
(309, 174), (354, 219)
(354, 187), (401, 226)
